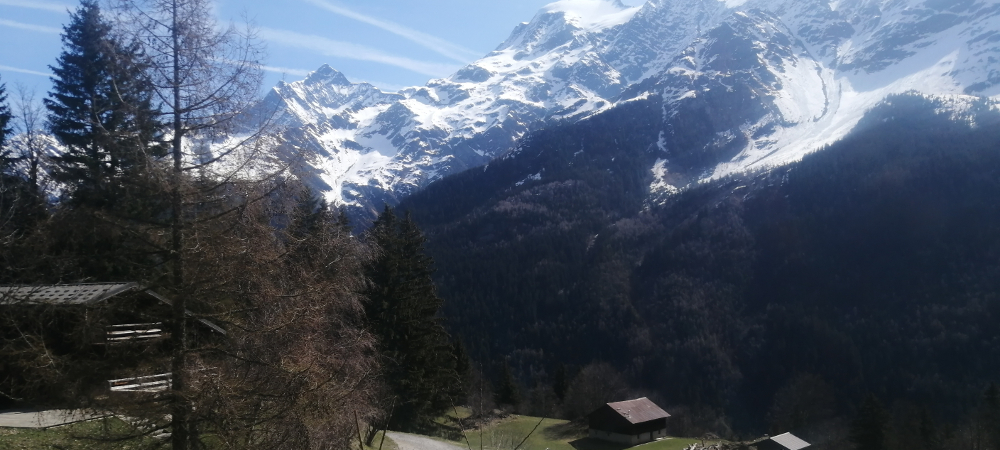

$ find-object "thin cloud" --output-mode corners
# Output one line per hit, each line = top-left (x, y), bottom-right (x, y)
(0, 64), (51, 77)
(262, 65), (312, 78)
(0, 0), (70, 13)
(302, 0), (482, 63)
(260, 27), (459, 78)
(358, 80), (408, 93)
(0, 19), (61, 34)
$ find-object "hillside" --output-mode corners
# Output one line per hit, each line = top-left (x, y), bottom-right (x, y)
(400, 93), (1000, 438)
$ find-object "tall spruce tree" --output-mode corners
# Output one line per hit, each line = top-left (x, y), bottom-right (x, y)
(979, 383), (1000, 450)
(553, 363), (568, 402)
(364, 206), (457, 430)
(494, 358), (521, 409)
(0, 76), (18, 229)
(37, 0), (167, 283)
(45, 0), (162, 208)
(851, 394), (889, 450)
(0, 77), (10, 152)
(451, 339), (472, 402)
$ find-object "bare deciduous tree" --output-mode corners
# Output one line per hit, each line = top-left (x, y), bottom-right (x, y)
(106, 0), (266, 446)
(0, 86), (49, 264)
(10, 86), (50, 194)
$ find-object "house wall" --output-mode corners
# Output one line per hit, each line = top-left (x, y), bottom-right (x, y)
(758, 440), (789, 450)
(589, 427), (668, 445)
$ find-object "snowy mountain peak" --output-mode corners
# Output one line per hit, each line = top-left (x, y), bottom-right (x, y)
(254, 0), (1000, 219)
(539, 0), (640, 31)
(497, 0), (639, 52)
(304, 64), (352, 86)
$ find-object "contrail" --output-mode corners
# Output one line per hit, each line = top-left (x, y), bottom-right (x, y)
(302, 0), (482, 63)
(0, 0), (70, 13)
(260, 27), (460, 78)
(0, 19), (61, 34)
(0, 64), (51, 77)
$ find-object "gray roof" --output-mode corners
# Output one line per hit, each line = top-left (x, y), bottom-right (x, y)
(0, 283), (226, 336)
(0, 283), (139, 305)
(605, 397), (671, 424)
(770, 433), (810, 450)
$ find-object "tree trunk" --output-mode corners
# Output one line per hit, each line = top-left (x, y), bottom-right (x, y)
(169, 0), (188, 447)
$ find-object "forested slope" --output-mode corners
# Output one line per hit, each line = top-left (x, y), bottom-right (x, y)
(401, 93), (1000, 435)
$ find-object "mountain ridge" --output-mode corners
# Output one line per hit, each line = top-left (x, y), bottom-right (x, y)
(255, 0), (1000, 218)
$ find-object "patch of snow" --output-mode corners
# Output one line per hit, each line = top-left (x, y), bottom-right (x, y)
(656, 131), (667, 153)
(709, 40), (980, 180)
(771, 56), (829, 124)
(541, 0), (641, 32)
(648, 158), (680, 204)
(516, 172), (543, 186)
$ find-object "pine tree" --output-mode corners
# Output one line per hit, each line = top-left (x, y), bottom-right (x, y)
(980, 383), (1000, 450)
(45, 0), (163, 208)
(451, 339), (472, 402)
(0, 77), (20, 232)
(364, 205), (457, 430)
(553, 363), (568, 402)
(918, 407), (941, 450)
(0, 77), (11, 152)
(494, 358), (521, 409)
(36, 1), (171, 283)
(851, 394), (889, 450)
(289, 189), (329, 240)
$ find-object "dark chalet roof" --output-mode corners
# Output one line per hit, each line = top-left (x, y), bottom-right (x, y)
(604, 397), (671, 424)
(0, 283), (140, 305)
(0, 283), (226, 335)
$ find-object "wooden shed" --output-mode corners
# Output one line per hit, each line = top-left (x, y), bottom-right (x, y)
(757, 432), (811, 450)
(0, 283), (224, 406)
(588, 397), (671, 445)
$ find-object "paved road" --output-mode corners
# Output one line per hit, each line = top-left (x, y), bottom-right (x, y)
(387, 431), (466, 450)
(0, 410), (104, 428)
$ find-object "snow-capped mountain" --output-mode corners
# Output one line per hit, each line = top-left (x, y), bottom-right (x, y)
(630, 0), (1000, 192)
(260, 0), (1000, 216)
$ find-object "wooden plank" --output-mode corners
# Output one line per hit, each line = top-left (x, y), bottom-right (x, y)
(108, 373), (172, 393)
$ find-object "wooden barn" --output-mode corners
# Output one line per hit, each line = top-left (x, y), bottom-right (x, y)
(0, 283), (224, 407)
(588, 397), (671, 445)
(756, 432), (811, 450)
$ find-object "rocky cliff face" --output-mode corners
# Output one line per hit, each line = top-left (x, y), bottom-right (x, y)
(255, 0), (1000, 217)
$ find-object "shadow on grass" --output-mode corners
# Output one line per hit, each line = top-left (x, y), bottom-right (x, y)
(542, 420), (587, 441)
(413, 414), (467, 442)
(569, 437), (633, 450)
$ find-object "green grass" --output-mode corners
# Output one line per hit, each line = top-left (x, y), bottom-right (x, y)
(443, 414), (709, 450)
(0, 417), (162, 449)
(1, 422), (404, 450)
(364, 430), (399, 450)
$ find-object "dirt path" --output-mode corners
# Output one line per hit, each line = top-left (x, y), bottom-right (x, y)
(387, 431), (466, 450)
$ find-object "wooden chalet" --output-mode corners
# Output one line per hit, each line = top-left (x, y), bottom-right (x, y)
(756, 433), (811, 450)
(588, 397), (671, 445)
(0, 283), (224, 406)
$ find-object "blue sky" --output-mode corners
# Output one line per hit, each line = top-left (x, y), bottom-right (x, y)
(0, 0), (643, 101)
